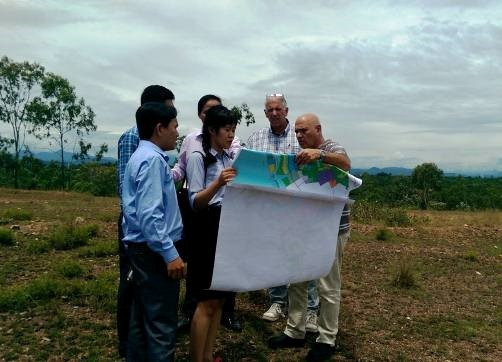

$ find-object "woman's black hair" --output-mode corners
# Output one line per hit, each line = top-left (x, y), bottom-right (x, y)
(197, 94), (222, 115)
(201, 105), (238, 159)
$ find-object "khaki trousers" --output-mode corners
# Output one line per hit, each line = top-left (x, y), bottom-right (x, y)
(284, 232), (349, 346)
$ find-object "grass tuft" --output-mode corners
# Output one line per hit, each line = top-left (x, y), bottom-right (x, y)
(463, 251), (478, 262)
(48, 223), (99, 250)
(3, 208), (32, 221)
(392, 259), (418, 289)
(385, 209), (412, 227)
(376, 228), (393, 241)
(0, 228), (15, 246)
(78, 239), (117, 257)
(26, 239), (51, 254)
(55, 259), (86, 278)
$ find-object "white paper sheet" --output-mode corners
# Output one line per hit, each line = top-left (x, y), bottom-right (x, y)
(210, 184), (346, 292)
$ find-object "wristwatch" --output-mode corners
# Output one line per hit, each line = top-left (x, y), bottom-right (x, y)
(319, 150), (327, 162)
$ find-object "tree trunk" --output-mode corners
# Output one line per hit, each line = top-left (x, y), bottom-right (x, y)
(60, 135), (65, 190)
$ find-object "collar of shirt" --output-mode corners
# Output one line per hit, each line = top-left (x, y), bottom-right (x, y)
(208, 147), (231, 159)
(138, 140), (170, 163)
(269, 120), (291, 137)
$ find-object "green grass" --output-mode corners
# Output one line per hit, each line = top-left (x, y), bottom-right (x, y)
(78, 239), (117, 257)
(26, 239), (51, 254)
(376, 228), (393, 241)
(55, 259), (86, 278)
(48, 223), (99, 250)
(0, 228), (15, 246)
(463, 250), (478, 262)
(3, 208), (32, 221)
(385, 208), (412, 227)
(391, 259), (418, 289)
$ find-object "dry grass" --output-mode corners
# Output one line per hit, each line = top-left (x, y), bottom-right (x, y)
(0, 188), (501, 361)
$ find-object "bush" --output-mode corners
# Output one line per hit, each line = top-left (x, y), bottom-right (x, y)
(376, 228), (392, 241)
(48, 223), (98, 250)
(392, 259), (418, 289)
(0, 228), (15, 246)
(463, 251), (478, 262)
(385, 209), (412, 227)
(56, 259), (86, 278)
(352, 201), (385, 224)
(27, 239), (51, 254)
(3, 208), (32, 221)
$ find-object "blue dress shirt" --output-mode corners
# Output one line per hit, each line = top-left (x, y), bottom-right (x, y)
(186, 148), (233, 209)
(121, 140), (183, 263)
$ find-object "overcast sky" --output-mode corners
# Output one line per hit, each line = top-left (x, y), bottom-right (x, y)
(1, 0), (501, 172)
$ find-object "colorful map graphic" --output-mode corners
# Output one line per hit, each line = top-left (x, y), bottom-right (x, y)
(232, 149), (360, 197)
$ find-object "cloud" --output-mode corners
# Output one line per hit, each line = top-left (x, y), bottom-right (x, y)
(1, 1), (501, 171)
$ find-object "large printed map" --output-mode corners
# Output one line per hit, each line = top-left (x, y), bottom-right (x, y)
(210, 148), (363, 292)
(231, 148), (361, 198)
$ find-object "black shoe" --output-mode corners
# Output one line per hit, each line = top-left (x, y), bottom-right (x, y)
(306, 342), (336, 362)
(268, 333), (305, 349)
(177, 315), (191, 331)
(221, 315), (242, 332)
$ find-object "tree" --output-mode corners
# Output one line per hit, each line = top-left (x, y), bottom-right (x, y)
(0, 135), (13, 152)
(412, 163), (443, 209)
(0, 56), (45, 187)
(230, 103), (256, 127)
(28, 73), (96, 189)
(73, 141), (108, 162)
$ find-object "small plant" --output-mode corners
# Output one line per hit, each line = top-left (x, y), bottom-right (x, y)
(3, 208), (32, 221)
(27, 239), (51, 254)
(392, 259), (417, 289)
(85, 224), (100, 238)
(48, 223), (92, 250)
(56, 259), (86, 278)
(376, 228), (392, 241)
(385, 209), (412, 227)
(352, 201), (385, 224)
(463, 251), (478, 262)
(79, 240), (117, 257)
(0, 228), (15, 246)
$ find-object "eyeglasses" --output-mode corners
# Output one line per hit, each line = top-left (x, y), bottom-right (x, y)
(266, 93), (284, 98)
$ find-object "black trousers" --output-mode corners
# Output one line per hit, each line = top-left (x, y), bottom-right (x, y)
(127, 243), (180, 362)
(117, 212), (134, 358)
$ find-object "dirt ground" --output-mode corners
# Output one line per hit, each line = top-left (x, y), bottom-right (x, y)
(0, 189), (501, 361)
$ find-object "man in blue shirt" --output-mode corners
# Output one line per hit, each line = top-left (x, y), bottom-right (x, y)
(116, 85), (175, 358)
(122, 102), (185, 361)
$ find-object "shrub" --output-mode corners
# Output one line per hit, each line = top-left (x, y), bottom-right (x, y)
(48, 223), (97, 250)
(85, 224), (100, 238)
(3, 208), (32, 221)
(352, 201), (385, 224)
(463, 251), (478, 262)
(56, 259), (86, 278)
(385, 209), (412, 227)
(376, 228), (392, 241)
(27, 239), (51, 254)
(392, 259), (418, 289)
(0, 228), (15, 246)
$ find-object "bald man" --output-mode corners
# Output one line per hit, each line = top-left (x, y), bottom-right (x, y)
(268, 113), (351, 362)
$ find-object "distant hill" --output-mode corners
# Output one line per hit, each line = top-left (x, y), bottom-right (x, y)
(351, 167), (502, 178)
(351, 167), (413, 176)
(15, 151), (502, 177)
(21, 150), (116, 164)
